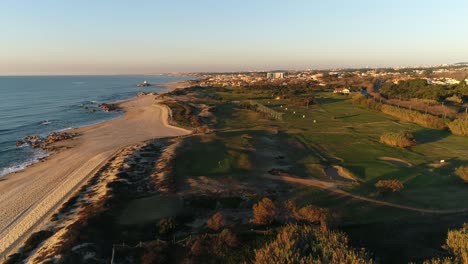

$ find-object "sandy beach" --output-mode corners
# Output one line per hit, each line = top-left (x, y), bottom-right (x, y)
(158, 79), (193, 90)
(0, 82), (191, 258)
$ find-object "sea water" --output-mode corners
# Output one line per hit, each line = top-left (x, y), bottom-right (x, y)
(0, 75), (190, 177)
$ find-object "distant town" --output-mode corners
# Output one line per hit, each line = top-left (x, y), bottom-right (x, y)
(182, 63), (468, 89)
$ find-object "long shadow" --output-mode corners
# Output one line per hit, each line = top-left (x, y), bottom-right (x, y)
(335, 114), (360, 119)
(213, 103), (239, 129)
(343, 213), (467, 264)
(412, 129), (451, 144)
(316, 97), (347, 104)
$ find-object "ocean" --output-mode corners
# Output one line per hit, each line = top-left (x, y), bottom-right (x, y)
(0, 75), (190, 177)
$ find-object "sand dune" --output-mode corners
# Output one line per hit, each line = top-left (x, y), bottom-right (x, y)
(0, 93), (190, 258)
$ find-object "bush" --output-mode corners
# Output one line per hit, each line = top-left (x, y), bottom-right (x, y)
(254, 224), (373, 264)
(158, 218), (176, 235)
(455, 166), (468, 183)
(352, 94), (382, 111)
(380, 131), (416, 148)
(381, 104), (447, 129)
(207, 212), (226, 231)
(283, 200), (339, 231)
(251, 198), (277, 225)
(445, 223), (468, 263)
(189, 229), (238, 257)
(375, 180), (404, 196)
(141, 240), (169, 264)
(448, 119), (468, 136)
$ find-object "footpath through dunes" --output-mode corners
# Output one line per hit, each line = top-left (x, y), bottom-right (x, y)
(0, 94), (191, 258)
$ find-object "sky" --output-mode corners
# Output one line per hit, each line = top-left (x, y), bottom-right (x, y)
(1, 0), (468, 75)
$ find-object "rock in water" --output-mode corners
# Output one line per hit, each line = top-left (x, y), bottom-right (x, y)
(98, 103), (120, 112)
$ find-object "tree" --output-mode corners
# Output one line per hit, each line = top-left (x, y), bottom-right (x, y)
(251, 198), (277, 225)
(375, 180), (404, 196)
(207, 212), (226, 231)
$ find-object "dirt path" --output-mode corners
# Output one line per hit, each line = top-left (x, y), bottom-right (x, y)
(264, 174), (468, 214)
(0, 95), (191, 258)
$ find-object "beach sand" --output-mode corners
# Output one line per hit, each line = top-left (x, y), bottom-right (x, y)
(158, 79), (192, 90)
(0, 82), (191, 258)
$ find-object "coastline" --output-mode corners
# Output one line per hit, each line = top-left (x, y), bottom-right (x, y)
(0, 80), (191, 178)
(0, 80), (192, 258)
(157, 79), (193, 91)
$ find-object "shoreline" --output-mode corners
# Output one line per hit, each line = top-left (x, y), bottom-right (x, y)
(0, 80), (192, 258)
(0, 80), (192, 179)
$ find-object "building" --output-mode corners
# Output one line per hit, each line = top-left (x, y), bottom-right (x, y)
(267, 72), (285, 79)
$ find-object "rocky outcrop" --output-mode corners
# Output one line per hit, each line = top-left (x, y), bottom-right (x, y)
(98, 103), (120, 112)
(18, 132), (79, 150)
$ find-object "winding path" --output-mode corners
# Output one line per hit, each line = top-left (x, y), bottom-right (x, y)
(264, 174), (468, 214)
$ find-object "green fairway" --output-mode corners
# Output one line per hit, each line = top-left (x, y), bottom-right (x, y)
(118, 195), (183, 226)
(174, 88), (468, 221)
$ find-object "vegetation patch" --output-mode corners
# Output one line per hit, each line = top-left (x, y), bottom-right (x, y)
(4, 230), (53, 264)
(455, 165), (468, 183)
(254, 224), (374, 264)
(375, 180), (404, 196)
(118, 195), (183, 225)
(447, 119), (468, 136)
(381, 104), (447, 129)
(380, 131), (416, 148)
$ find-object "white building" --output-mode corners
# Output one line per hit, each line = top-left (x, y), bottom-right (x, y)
(267, 72), (285, 79)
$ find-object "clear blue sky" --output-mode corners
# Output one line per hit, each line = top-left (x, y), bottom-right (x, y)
(1, 0), (467, 75)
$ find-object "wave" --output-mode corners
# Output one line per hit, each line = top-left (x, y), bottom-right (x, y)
(0, 149), (50, 178)
(40, 120), (52, 126)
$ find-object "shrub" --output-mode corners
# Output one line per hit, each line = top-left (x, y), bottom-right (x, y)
(447, 119), (468, 136)
(283, 200), (338, 231)
(207, 212), (226, 231)
(189, 229), (238, 257)
(375, 180), (404, 196)
(422, 257), (457, 264)
(254, 224), (373, 264)
(423, 223), (468, 263)
(141, 240), (169, 264)
(381, 104), (447, 129)
(251, 198), (277, 225)
(158, 218), (176, 235)
(455, 166), (468, 183)
(352, 94), (382, 111)
(380, 131), (416, 148)
(445, 223), (468, 263)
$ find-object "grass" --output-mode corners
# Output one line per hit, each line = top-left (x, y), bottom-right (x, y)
(182, 89), (468, 216)
(118, 195), (183, 225)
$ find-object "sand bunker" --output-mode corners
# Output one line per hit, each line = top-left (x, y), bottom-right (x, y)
(378, 157), (412, 167)
(324, 166), (358, 183)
